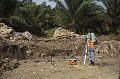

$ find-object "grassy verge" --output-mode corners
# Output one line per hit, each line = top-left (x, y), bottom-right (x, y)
(47, 27), (59, 37)
(109, 34), (120, 41)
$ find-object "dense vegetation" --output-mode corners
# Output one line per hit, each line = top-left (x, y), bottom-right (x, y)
(0, 0), (120, 36)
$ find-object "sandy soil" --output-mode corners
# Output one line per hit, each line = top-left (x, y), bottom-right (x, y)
(1, 56), (119, 79)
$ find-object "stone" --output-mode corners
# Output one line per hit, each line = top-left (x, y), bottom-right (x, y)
(53, 27), (80, 39)
(22, 31), (33, 41)
(0, 23), (13, 37)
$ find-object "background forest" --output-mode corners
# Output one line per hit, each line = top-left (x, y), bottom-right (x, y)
(0, 0), (120, 37)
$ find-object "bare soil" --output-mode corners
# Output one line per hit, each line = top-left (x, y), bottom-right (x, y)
(0, 23), (119, 79)
(1, 56), (119, 79)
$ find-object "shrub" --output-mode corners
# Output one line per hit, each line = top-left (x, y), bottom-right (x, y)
(109, 34), (120, 41)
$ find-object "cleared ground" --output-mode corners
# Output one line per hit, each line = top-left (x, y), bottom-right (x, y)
(2, 56), (119, 79)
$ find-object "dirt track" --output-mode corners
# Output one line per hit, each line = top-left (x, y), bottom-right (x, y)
(1, 56), (119, 79)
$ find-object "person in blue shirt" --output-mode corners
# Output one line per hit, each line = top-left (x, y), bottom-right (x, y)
(85, 32), (97, 65)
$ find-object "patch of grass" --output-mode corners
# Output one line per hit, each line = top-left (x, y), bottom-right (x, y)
(109, 34), (120, 41)
(47, 27), (59, 37)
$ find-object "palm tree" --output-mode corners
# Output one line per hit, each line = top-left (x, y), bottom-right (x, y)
(0, 0), (18, 25)
(55, 0), (104, 34)
(100, 0), (120, 34)
(13, 2), (54, 35)
(0, 0), (55, 36)
(0, 0), (20, 18)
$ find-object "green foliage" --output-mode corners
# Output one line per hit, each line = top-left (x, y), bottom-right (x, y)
(101, 0), (120, 34)
(0, 0), (56, 36)
(14, 2), (56, 36)
(18, 3), (45, 27)
(0, 0), (19, 18)
(55, 0), (104, 34)
(0, 0), (120, 36)
(109, 34), (120, 41)
(47, 27), (59, 37)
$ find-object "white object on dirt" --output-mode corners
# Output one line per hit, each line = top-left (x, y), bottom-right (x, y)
(84, 46), (88, 65)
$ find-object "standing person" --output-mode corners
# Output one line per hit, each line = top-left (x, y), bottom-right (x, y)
(85, 32), (97, 65)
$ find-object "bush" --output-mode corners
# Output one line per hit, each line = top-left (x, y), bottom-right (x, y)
(47, 27), (59, 37)
(109, 34), (120, 41)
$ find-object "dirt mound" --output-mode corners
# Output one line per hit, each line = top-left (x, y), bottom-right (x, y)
(53, 27), (80, 39)
(0, 23), (84, 59)
(0, 23), (119, 60)
(26, 37), (84, 58)
(0, 23), (84, 60)
(0, 23), (35, 60)
(96, 40), (120, 58)
(0, 23), (13, 38)
(0, 23), (117, 60)
(0, 38), (27, 60)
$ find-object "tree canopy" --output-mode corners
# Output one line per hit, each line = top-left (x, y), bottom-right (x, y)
(0, 0), (119, 36)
